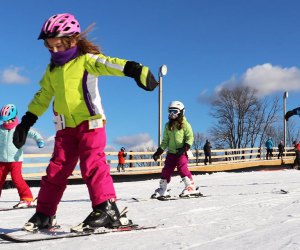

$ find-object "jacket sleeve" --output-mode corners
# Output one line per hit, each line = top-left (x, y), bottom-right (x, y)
(160, 124), (169, 150)
(27, 128), (44, 142)
(184, 120), (194, 146)
(28, 67), (54, 117)
(86, 54), (159, 91)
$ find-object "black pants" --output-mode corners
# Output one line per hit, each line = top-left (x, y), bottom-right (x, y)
(204, 154), (211, 165)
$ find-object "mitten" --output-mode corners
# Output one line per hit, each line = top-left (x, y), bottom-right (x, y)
(153, 147), (164, 161)
(13, 112), (38, 149)
(176, 143), (191, 157)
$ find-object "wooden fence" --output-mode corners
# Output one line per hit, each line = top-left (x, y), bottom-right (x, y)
(17, 147), (296, 180)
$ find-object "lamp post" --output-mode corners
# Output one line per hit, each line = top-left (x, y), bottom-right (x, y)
(284, 91), (288, 158)
(158, 65), (167, 166)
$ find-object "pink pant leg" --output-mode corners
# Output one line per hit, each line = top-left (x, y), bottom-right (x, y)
(176, 154), (193, 179)
(161, 154), (177, 183)
(77, 123), (116, 208)
(37, 128), (79, 216)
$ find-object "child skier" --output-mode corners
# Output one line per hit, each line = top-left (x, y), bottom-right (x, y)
(0, 104), (44, 208)
(152, 101), (201, 199)
(117, 147), (127, 172)
(12, 13), (159, 232)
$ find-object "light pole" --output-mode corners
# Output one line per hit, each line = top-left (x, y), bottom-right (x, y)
(158, 65), (167, 166)
(284, 91), (288, 158)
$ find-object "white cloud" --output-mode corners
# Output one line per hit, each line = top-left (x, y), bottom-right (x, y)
(215, 63), (300, 97)
(113, 133), (157, 151)
(0, 66), (29, 84)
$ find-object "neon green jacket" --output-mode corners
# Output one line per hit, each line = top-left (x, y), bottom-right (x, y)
(28, 54), (158, 127)
(160, 117), (194, 154)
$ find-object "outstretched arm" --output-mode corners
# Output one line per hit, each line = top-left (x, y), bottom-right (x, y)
(285, 107), (300, 121)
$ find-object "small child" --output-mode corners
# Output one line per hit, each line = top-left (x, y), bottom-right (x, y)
(117, 147), (127, 172)
(0, 104), (44, 208)
(152, 101), (201, 198)
(13, 13), (159, 232)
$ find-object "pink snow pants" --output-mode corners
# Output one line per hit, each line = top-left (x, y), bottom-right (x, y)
(0, 162), (33, 200)
(161, 153), (192, 183)
(36, 121), (116, 216)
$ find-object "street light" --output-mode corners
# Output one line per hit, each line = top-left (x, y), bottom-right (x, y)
(284, 91), (288, 158)
(158, 65), (167, 145)
(158, 65), (167, 167)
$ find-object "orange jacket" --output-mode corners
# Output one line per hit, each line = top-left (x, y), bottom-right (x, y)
(118, 151), (126, 164)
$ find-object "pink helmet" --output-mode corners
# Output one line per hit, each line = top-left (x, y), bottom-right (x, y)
(0, 104), (17, 122)
(38, 13), (81, 40)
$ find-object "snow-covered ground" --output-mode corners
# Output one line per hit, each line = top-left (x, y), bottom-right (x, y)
(1, 169), (300, 250)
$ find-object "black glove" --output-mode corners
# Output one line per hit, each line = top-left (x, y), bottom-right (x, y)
(124, 61), (159, 91)
(153, 147), (164, 161)
(13, 112), (38, 149)
(285, 107), (300, 121)
(285, 110), (295, 121)
(176, 143), (191, 157)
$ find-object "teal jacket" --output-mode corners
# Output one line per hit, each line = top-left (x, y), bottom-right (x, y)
(160, 117), (194, 154)
(28, 54), (158, 128)
(0, 126), (43, 162)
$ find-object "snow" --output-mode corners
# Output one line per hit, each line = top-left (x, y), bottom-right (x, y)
(1, 169), (300, 250)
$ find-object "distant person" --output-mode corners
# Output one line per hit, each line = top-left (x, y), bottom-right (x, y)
(203, 140), (212, 165)
(0, 104), (44, 208)
(117, 147), (127, 172)
(293, 140), (300, 170)
(152, 101), (201, 199)
(12, 13), (159, 232)
(265, 137), (274, 160)
(278, 141), (284, 161)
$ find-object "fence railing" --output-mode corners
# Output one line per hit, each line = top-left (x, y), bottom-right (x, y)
(19, 147), (296, 179)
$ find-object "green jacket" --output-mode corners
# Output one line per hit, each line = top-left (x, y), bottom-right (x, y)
(160, 117), (194, 154)
(28, 54), (158, 127)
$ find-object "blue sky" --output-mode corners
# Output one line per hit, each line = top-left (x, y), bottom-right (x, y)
(1, 0), (300, 153)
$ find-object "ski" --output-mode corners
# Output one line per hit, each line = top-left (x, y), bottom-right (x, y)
(271, 189), (289, 194)
(157, 193), (207, 201)
(131, 193), (207, 202)
(0, 224), (158, 243)
(0, 205), (36, 212)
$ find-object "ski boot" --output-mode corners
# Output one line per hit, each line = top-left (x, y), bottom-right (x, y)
(151, 179), (170, 199)
(23, 212), (57, 232)
(71, 200), (132, 233)
(179, 176), (202, 198)
(13, 198), (37, 208)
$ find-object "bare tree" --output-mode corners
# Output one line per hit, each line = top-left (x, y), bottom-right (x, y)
(209, 85), (280, 150)
(192, 132), (205, 165)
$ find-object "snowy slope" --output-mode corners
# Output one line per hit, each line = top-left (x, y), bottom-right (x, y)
(1, 170), (300, 250)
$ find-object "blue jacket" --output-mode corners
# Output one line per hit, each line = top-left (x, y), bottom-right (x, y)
(0, 126), (44, 162)
(265, 139), (274, 149)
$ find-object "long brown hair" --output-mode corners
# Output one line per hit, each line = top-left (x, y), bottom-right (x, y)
(168, 115), (184, 131)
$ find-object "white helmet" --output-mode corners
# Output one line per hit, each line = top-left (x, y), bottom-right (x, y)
(168, 101), (185, 119)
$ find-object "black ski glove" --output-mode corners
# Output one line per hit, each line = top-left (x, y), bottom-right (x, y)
(176, 143), (191, 157)
(124, 61), (159, 91)
(13, 112), (38, 149)
(153, 147), (164, 161)
(285, 107), (300, 121)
